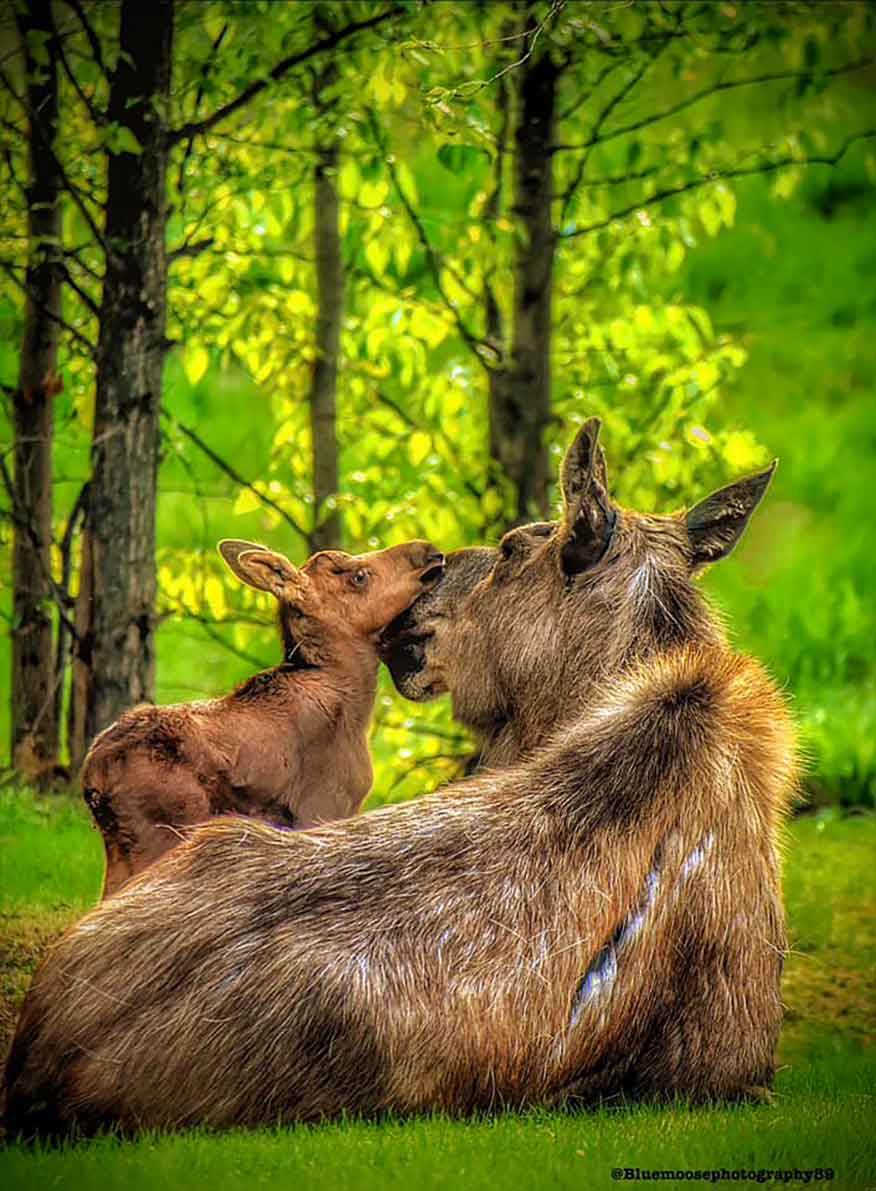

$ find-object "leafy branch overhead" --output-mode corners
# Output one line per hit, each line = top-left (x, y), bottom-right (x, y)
(1, 0), (874, 801)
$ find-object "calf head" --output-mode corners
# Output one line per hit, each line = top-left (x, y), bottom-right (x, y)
(219, 539), (443, 664)
(382, 418), (775, 746)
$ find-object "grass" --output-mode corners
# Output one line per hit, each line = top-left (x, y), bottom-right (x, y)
(0, 789), (874, 1189)
(689, 161), (876, 806)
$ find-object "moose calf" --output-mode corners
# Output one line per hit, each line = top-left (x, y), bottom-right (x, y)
(81, 538), (443, 897)
(5, 420), (796, 1136)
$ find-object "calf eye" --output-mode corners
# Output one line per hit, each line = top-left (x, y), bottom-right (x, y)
(350, 569), (369, 588)
(499, 539), (514, 561)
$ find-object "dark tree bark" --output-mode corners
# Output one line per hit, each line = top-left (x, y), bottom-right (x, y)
(56, 485), (87, 770)
(308, 41), (343, 553)
(309, 137), (343, 551)
(64, 5), (395, 765)
(73, 0), (174, 761)
(10, 0), (62, 780)
(482, 72), (512, 536)
(68, 517), (93, 773)
(499, 47), (559, 525)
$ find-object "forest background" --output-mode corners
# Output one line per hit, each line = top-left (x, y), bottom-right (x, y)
(1, 0), (874, 811)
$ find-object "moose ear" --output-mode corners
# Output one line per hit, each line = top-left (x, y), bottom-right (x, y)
(685, 460), (777, 569)
(559, 417), (614, 576)
(218, 540), (309, 600)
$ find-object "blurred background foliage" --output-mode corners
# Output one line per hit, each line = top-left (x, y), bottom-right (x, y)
(1, 0), (874, 805)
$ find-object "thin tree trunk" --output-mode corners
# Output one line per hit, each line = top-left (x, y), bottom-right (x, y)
(53, 482), (88, 761)
(492, 45), (558, 526)
(484, 73), (512, 534)
(68, 517), (92, 773)
(309, 54), (343, 553)
(75, 0), (174, 755)
(10, 0), (61, 781)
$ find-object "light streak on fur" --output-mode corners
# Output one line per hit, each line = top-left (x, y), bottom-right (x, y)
(569, 831), (715, 1025)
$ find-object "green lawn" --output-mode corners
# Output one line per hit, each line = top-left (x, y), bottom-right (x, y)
(0, 790), (874, 1189)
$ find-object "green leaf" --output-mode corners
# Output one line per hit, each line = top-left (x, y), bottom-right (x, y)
(25, 29), (50, 67)
(233, 488), (261, 516)
(359, 180), (388, 208)
(437, 144), (487, 176)
(408, 431), (431, 467)
(365, 239), (390, 278)
(204, 575), (225, 620)
(183, 344), (209, 387)
(104, 123), (144, 156)
(480, 488), (504, 521)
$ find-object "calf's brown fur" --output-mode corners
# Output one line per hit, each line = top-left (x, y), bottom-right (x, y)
(5, 420), (796, 1137)
(82, 538), (443, 897)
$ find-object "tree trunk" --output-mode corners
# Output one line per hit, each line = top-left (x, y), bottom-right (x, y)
(64, 490), (91, 774)
(10, 0), (61, 780)
(308, 55), (343, 553)
(75, 0), (174, 757)
(491, 46), (558, 526)
(483, 73), (512, 536)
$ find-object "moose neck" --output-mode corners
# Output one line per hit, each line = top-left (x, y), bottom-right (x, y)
(480, 565), (721, 768)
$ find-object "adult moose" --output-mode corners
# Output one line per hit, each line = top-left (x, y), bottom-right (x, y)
(5, 419), (796, 1137)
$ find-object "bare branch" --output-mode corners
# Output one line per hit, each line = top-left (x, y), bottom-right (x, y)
(373, 391), (484, 504)
(163, 412), (310, 544)
(58, 261), (99, 317)
(197, 131), (319, 157)
(167, 610), (270, 671)
(558, 130), (876, 241)
(560, 53), (655, 224)
(0, 260), (96, 355)
(552, 58), (875, 153)
(368, 114), (494, 372)
(55, 27), (103, 126)
(0, 445), (14, 507)
(167, 237), (214, 265)
(0, 64), (108, 252)
(567, 165), (661, 193)
(177, 21), (228, 195)
(62, 0), (108, 80)
(560, 5), (678, 226)
(62, 242), (103, 283)
(422, 0), (564, 103)
(559, 58), (619, 123)
(0, 451), (80, 641)
(168, 6), (404, 146)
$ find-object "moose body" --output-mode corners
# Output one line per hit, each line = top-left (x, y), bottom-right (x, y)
(5, 420), (796, 1136)
(82, 539), (443, 897)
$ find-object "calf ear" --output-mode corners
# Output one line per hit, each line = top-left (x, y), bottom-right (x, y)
(218, 540), (309, 600)
(218, 539), (268, 576)
(686, 460), (777, 569)
(560, 417), (614, 576)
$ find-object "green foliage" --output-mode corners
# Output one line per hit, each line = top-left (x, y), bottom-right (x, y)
(689, 161), (876, 806)
(1, 2), (874, 801)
